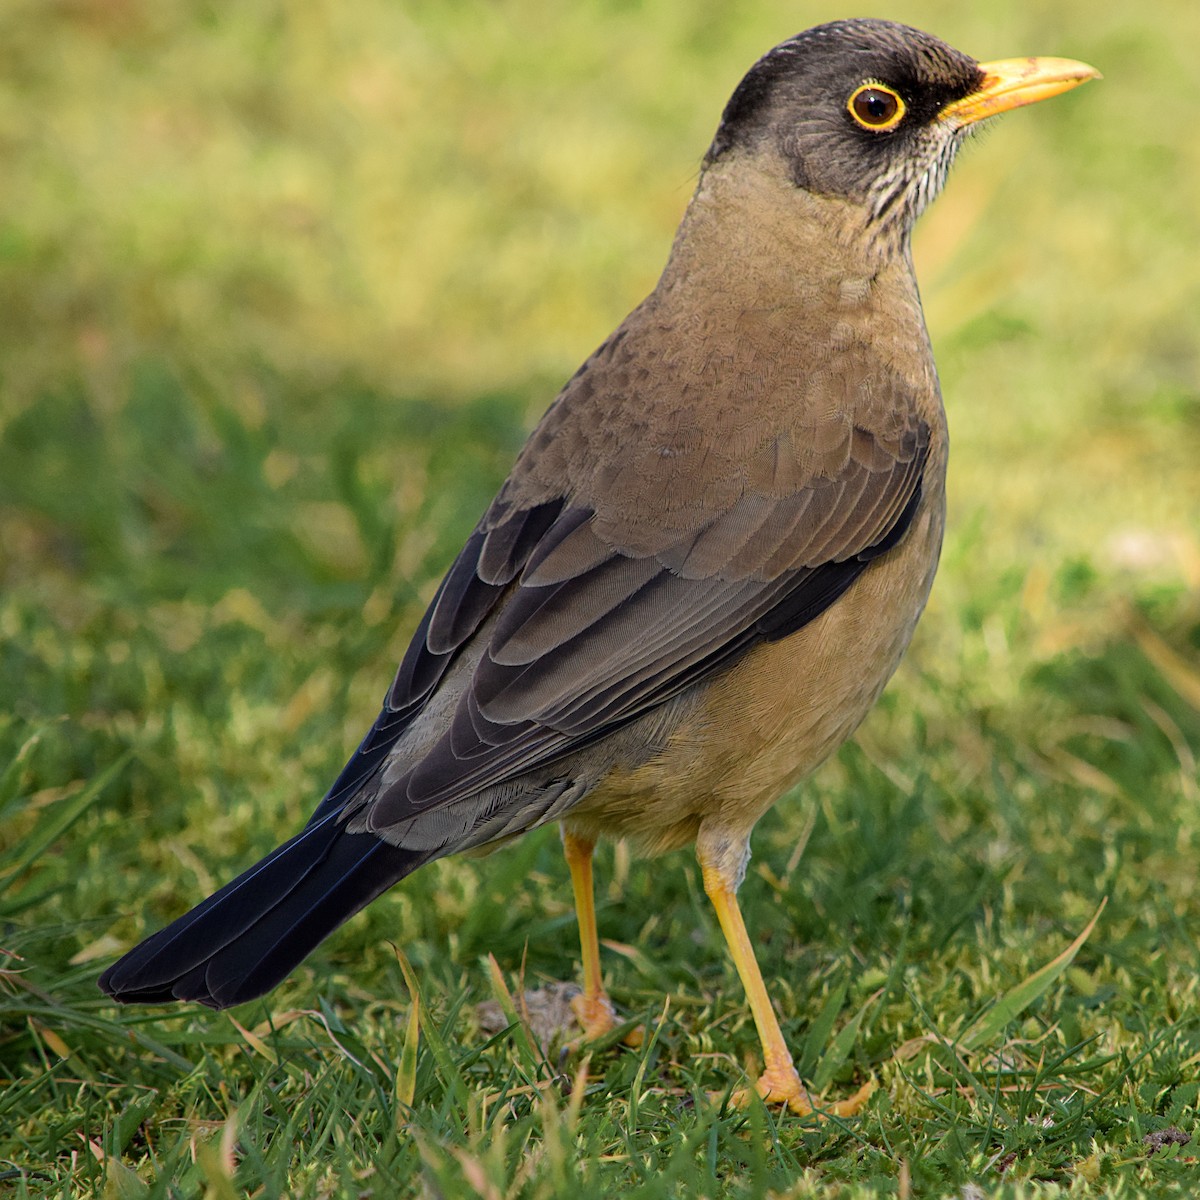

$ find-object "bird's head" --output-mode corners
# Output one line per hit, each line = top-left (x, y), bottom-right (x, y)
(706, 19), (1099, 241)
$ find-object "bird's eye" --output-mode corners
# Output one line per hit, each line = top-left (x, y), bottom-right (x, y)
(847, 83), (906, 131)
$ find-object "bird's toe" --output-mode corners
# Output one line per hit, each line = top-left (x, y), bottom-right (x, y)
(723, 1067), (875, 1120)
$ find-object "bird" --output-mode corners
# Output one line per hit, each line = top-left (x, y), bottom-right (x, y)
(99, 19), (1098, 1116)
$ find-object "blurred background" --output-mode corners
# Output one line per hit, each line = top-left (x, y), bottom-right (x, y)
(1, 0), (1199, 1190)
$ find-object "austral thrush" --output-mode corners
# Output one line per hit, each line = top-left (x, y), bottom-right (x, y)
(101, 20), (1098, 1116)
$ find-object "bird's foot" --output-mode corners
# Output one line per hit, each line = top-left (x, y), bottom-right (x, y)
(727, 1063), (875, 1118)
(569, 991), (644, 1048)
(570, 990), (617, 1039)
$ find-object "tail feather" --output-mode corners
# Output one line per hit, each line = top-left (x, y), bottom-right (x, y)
(99, 817), (423, 1008)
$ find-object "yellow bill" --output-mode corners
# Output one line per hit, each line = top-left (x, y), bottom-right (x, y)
(941, 56), (1101, 127)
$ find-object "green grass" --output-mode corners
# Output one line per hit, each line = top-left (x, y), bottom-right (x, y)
(2, 0), (1200, 1195)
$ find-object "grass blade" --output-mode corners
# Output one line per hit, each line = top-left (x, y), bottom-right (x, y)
(959, 897), (1108, 1052)
(395, 994), (421, 1120)
(0, 752), (132, 901)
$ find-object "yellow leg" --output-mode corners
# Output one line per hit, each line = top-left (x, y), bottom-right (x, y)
(561, 830), (619, 1040)
(698, 843), (873, 1118)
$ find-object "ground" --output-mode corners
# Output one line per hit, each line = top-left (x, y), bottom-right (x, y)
(1, 1), (1199, 1196)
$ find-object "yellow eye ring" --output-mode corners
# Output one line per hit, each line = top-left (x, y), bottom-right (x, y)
(847, 82), (907, 131)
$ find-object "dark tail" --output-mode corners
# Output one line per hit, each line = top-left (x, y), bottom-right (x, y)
(98, 815), (424, 1009)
